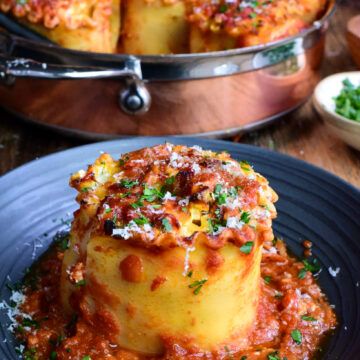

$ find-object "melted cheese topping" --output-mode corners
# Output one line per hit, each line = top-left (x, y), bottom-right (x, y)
(70, 143), (278, 250)
(0, 0), (113, 29)
(187, 0), (327, 47)
(0, 0), (327, 52)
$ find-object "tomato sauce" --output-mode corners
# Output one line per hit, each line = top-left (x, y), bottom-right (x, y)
(11, 234), (336, 360)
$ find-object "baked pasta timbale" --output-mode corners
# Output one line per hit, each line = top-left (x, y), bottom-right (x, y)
(62, 144), (278, 355)
(0, 0), (328, 53)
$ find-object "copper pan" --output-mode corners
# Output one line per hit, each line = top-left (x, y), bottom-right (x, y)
(0, 1), (336, 139)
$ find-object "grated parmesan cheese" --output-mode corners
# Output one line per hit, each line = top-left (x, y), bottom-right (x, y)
(328, 266), (340, 277)
(112, 221), (155, 240)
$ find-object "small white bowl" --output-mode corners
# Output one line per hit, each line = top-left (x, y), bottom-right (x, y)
(313, 72), (360, 151)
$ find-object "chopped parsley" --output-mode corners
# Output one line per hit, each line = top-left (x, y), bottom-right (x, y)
(131, 200), (144, 209)
(291, 329), (302, 345)
(137, 184), (171, 205)
(264, 276), (271, 284)
(80, 186), (93, 193)
(228, 187), (238, 198)
(133, 215), (150, 226)
(120, 179), (139, 189)
(302, 258), (321, 274)
(187, 270), (193, 278)
(334, 78), (360, 121)
(240, 241), (254, 254)
(142, 185), (160, 202)
(119, 192), (131, 199)
(189, 279), (207, 295)
(301, 315), (317, 322)
(50, 351), (57, 360)
(267, 352), (280, 360)
(208, 217), (226, 234)
(214, 184), (227, 205)
(240, 211), (251, 224)
(82, 356), (91, 360)
(162, 218), (172, 232)
(298, 268), (307, 279)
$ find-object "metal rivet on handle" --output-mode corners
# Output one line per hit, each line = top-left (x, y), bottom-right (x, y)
(119, 80), (151, 115)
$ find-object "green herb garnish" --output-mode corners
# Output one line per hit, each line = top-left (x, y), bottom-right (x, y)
(207, 217), (226, 234)
(80, 186), (93, 193)
(240, 211), (251, 224)
(302, 258), (321, 274)
(133, 215), (150, 226)
(120, 179), (139, 189)
(291, 329), (302, 345)
(162, 218), (172, 232)
(264, 276), (271, 284)
(240, 241), (254, 254)
(267, 351), (280, 360)
(189, 279), (207, 295)
(214, 184), (227, 205)
(298, 268), (307, 279)
(301, 315), (317, 322)
(334, 78), (360, 121)
(131, 200), (144, 209)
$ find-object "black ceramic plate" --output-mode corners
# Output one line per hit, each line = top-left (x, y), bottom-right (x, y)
(0, 137), (359, 359)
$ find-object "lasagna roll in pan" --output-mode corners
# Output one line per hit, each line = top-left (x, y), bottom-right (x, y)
(0, 0), (328, 54)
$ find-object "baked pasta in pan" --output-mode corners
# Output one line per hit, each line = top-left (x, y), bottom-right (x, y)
(0, 0), (328, 54)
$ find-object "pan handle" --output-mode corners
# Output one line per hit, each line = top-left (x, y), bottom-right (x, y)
(0, 33), (151, 115)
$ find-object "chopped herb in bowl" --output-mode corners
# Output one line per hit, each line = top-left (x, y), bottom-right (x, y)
(333, 78), (360, 121)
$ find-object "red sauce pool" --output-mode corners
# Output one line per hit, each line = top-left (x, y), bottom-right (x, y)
(11, 234), (336, 360)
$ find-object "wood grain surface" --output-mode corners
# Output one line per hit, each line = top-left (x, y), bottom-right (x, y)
(0, 0), (359, 188)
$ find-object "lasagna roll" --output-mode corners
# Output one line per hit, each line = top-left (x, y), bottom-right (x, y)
(121, 0), (188, 54)
(188, 0), (327, 52)
(61, 143), (278, 355)
(0, 0), (120, 53)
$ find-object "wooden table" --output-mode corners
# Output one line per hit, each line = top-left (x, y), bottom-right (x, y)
(0, 0), (359, 188)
